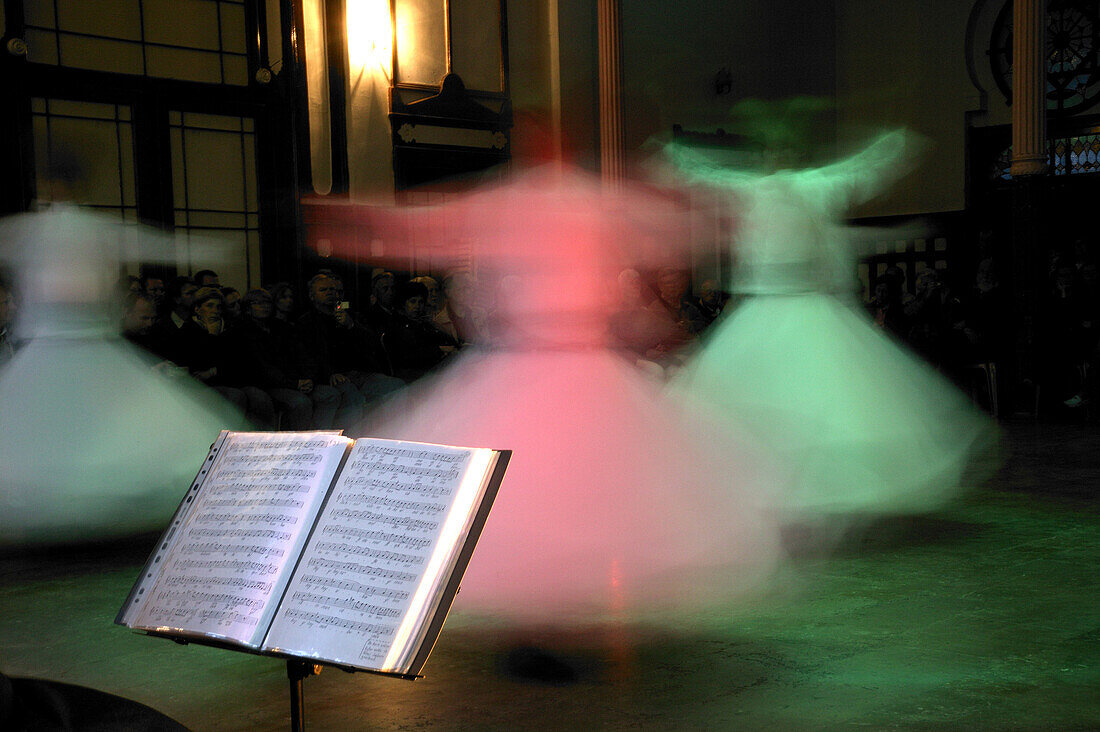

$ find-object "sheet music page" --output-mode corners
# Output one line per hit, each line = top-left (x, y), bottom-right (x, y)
(264, 439), (483, 671)
(128, 432), (352, 646)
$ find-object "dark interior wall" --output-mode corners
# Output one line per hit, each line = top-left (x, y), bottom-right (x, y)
(620, 0), (838, 152)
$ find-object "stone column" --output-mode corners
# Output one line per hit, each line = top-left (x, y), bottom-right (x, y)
(597, 0), (624, 189)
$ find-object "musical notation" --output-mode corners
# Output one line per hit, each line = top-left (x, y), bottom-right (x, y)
(320, 525), (432, 550)
(173, 558), (280, 575)
(305, 557), (418, 584)
(334, 494), (447, 514)
(221, 452), (325, 467)
(201, 497), (305, 510)
(357, 445), (465, 463)
(344, 462), (461, 481)
(198, 609), (261, 626)
(194, 511), (298, 526)
(338, 476), (448, 496)
(297, 573), (411, 601)
(312, 541), (421, 565)
(187, 527), (293, 542)
(164, 575), (274, 593)
(329, 509), (439, 533)
(282, 608), (393, 636)
(291, 591), (403, 619)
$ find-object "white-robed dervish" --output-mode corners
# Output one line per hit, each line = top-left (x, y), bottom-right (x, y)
(663, 130), (994, 518)
(0, 203), (246, 545)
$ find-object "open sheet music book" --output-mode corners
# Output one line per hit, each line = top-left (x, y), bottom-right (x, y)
(117, 431), (510, 678)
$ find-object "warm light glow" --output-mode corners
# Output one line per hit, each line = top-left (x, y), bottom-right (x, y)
(346, 0), (392, 76)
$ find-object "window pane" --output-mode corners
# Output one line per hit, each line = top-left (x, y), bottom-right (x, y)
(220, 2), (247, 54)
(146, 46), (223, 84)
(25, 29), (59, 65)
(170, 112), (261, 290)
(57, 0), (142, 40)
(24, 0), (58, 30)
(32, 98), (136, 223)
(450, 0), (502, 92)
(395, 0), (447, 86)
(224, 54), (249, 86)
(59, 34), (144, 75)
(143, 0), (220, 51)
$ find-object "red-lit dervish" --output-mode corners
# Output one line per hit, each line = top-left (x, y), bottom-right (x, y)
(319, 163), (787, 623)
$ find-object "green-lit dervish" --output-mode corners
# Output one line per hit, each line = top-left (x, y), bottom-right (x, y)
(664, 129), (993, 517)
(0, 204), (247, 545)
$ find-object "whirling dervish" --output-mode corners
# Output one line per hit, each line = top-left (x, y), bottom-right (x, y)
(662, 127), (994, 519)
(328, 164), (785, 623)
(0, 201), (247, 546)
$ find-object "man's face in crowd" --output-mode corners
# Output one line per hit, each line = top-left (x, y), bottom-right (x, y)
(373, 276), (395, 308)
(0, 286), (14, 329)
(124, 298), (157, 335)
(312, 277), (342, 310)
(145, 278), (166, 305)
(178, 283), (199, 311)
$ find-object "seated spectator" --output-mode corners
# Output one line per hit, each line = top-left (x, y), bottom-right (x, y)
(385, 280), (458, 381)
(194, 269), (220, 287)
(221, 286), (242, 323)
(365, 270), (401, 338)
(0, 278), (17, 368)
(643, 267), (706, 365)
(868, 264), (911, 337)
(269, 281), (297, 323)
(117, 274), (142, 298)
(120, 291), (184, 375)
(175, 286), (275, 428)
(609, 268), (671, 361)
(140, 273), (167, 316)
(410, 275), (443, 319)
(695, 279), (729, 325)
(296, 272), (403, 429)
(433, 272), (489, 345)
(236, 288), (340, 430)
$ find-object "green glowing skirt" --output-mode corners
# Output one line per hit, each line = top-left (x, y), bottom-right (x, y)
(673, 294), (994, 517)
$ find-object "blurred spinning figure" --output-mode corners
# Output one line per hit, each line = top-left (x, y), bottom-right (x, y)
(663, 130), (993, 518)
(0, 204), (245, 545)
(337, 165), (784, 621)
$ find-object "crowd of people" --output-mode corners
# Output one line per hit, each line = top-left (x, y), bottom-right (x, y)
(2, 237), (1095, 429)
(866, 237), (1099, 415)
(106, 263), (740, 431)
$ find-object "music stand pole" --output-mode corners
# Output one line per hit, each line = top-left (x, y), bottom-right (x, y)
(287, 659), (322, 732)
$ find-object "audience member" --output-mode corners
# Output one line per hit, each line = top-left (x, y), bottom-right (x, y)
(695, 279), (729, 325)
(194, 269), (220, 287)
(609, 268), (671, 361)
(269, 282), (297, 322)
(175, 286), (275, 428)
(296, 272), (402, 429)
(0, 278), (16, 368)
(410, 275), (443, 319)
(433, 272), (488, 345)
(221, 286), (242, 322)
(365, 270), (401, 337)
(386, 280), (458, 380)
(140, 273), (167, 315)
(643, 267), (705, 364)
(868, 264), (911, 338)
(236, 288), (340, 430)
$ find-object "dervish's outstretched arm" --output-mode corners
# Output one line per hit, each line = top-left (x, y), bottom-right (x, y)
(659, 141), (760, 189)
(807, 128), (923, 206)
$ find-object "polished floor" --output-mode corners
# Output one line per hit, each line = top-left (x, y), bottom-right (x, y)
(1, 418), (1098, 730)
